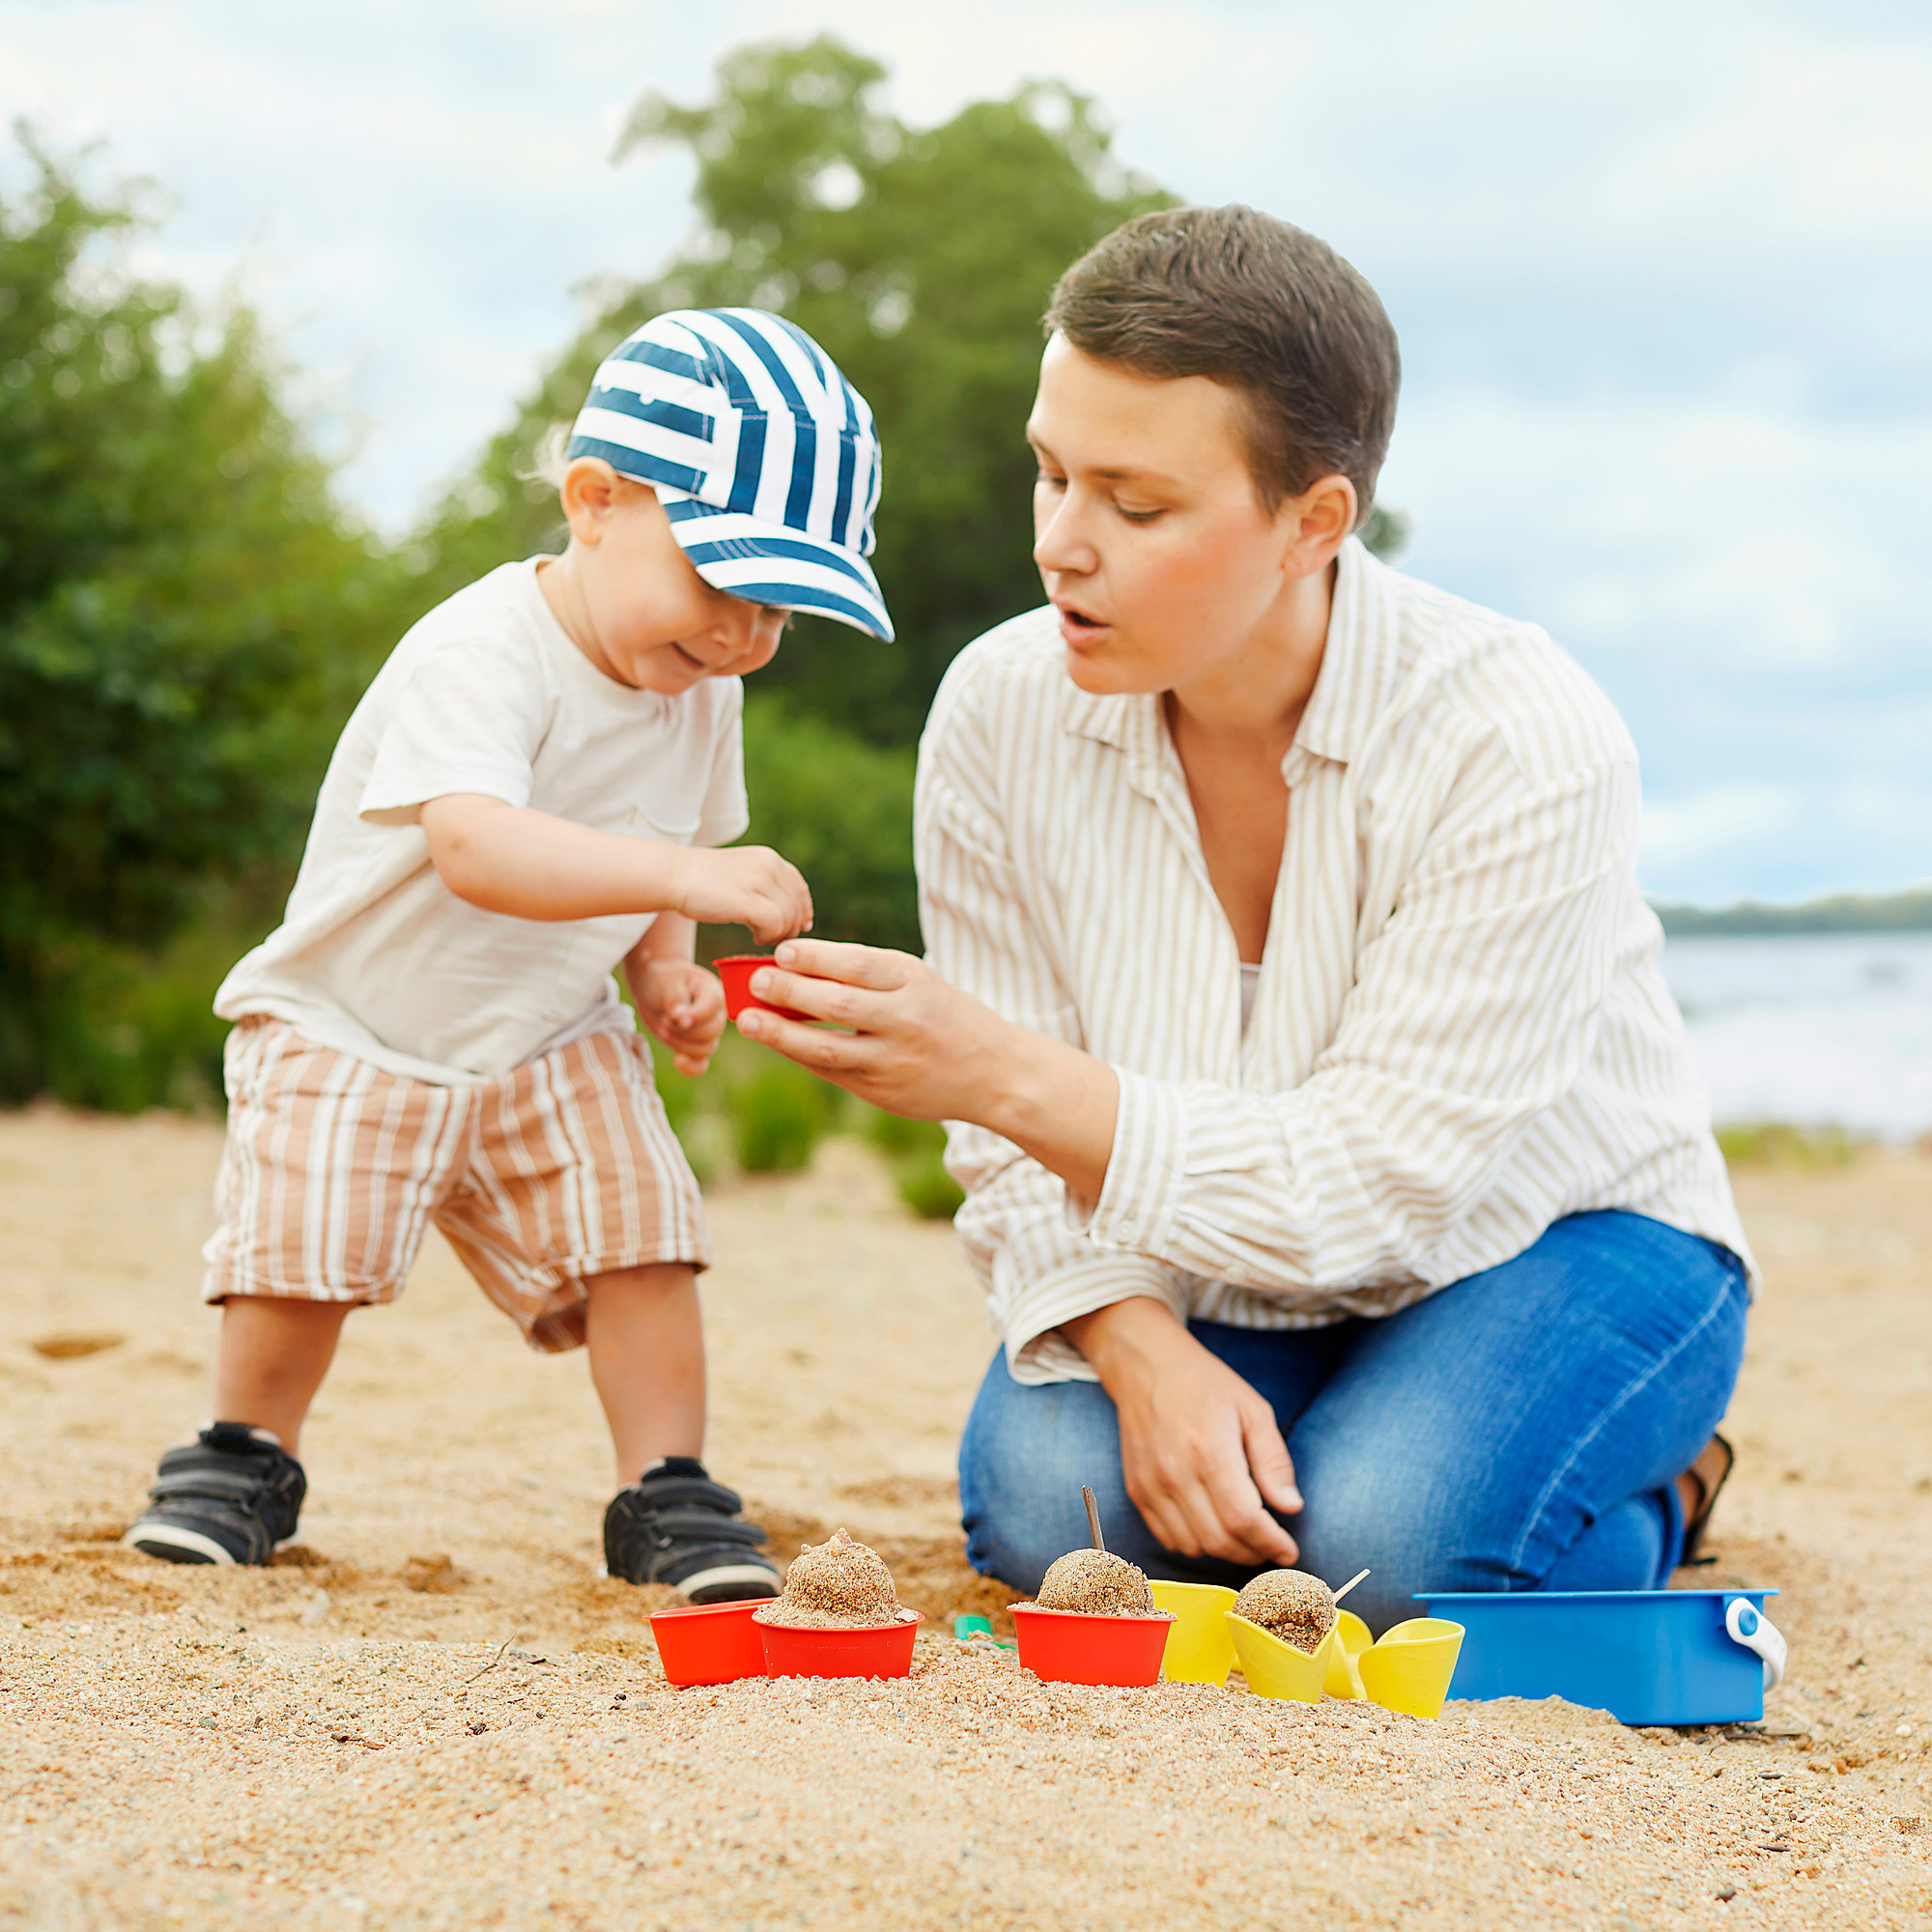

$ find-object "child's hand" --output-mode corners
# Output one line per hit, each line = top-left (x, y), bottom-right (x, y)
(671, 846), (813, 944)
(633, 958), (726, 1077)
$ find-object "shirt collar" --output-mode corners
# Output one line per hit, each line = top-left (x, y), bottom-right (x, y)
(1289, 534), (1402, 772)
(1061, 535), (1398, 782)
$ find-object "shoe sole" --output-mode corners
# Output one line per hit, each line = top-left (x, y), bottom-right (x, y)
(679, 1562), (782, 1604)
(122, 1523), (238, 1566)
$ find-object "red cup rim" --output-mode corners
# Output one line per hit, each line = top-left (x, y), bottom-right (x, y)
(1012, 1604), (1177, 1623)
(753, 1608), (923, 1631)
(648, 1599), (767, 1623)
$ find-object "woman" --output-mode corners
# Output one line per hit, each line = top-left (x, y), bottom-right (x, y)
(733, 206), (1749, 1632)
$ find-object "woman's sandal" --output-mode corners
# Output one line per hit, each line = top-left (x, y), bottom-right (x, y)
(1677, 1431), (1735, 1567)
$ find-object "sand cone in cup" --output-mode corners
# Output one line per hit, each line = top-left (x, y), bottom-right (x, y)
(1227, 1612), (1344, 1703)
(1354, 1617), (1463, 1719)
(715, 955), (812, 1024)
(1224, 1566), (1346, 1702)
(753, 1528), (922, 1679)
(1012, 1486), (1176, 1689)
(1149, 1580), (1237, 1685)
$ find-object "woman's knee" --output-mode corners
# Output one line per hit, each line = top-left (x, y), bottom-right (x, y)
(1288, 1441), (1530, 1634)
(957, 1353), (1128, 1594)
(1290, 1447), (1679, 1632)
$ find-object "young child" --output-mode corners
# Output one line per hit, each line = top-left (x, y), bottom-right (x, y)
(123, 307), (893, 1601)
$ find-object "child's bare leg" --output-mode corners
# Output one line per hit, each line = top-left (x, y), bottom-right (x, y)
(583, 1264), (705, 1484)
(211, 1296), (354, 1459)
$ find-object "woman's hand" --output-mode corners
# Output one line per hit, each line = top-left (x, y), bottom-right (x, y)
(1063, 1298), (1303, 1567)
(733, 941), (1117, 1170)
(733, 940), (975, 1118)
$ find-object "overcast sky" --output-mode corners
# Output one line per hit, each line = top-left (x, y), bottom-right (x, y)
(5, 0), (1927, 905)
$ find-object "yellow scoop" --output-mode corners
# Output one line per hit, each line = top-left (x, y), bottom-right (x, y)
(1324, 1608), (1375, 1699)
(1356, 1617), (1464, 1719)
(1149, 1580), (1238, 1684)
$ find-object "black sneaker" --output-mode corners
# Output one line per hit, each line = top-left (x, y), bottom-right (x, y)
(603, 1457), (781, 1602)
(122, 1423), (307, 1566)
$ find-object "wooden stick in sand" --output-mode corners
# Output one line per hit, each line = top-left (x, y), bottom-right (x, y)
(1082, 1485), (1106, 1553)
(1331, 1567), (1371, 1605)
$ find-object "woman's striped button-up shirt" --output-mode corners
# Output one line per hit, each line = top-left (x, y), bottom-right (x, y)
(915, 537), (1754, 1385)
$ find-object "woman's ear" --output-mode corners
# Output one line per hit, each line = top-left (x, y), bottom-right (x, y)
(559, 457), (622, 545)
(1279, 472), (1358, 581)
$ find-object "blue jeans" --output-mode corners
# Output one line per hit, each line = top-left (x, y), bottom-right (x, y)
(959, 1210), (1748, 1633)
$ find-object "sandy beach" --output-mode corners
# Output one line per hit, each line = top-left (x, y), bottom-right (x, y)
(2, 1102), (1928, 1929)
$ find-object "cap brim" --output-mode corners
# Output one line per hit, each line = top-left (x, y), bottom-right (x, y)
(655, 492), (894, 642)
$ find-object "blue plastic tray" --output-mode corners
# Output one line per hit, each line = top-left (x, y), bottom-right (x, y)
(1415, 1589), (1780, 1726)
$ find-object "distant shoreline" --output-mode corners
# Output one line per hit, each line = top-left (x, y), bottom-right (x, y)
(1652, 888), (1932, 937)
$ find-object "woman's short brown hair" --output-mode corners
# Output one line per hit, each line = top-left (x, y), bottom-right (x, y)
(1043, 205), (1401, 526)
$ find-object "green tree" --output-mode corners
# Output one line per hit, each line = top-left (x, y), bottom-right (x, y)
(0, 134), (399, 1102)
(412, 35), (1175, 746)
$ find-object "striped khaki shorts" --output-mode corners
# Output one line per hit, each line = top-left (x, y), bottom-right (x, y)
(202, 1017), (711, 1352)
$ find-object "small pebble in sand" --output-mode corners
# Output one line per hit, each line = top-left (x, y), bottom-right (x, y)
(753, 1527), (907, 1630)
(1035, 1548), (1156, 1617)
(1235, 1569), (1336, 1654)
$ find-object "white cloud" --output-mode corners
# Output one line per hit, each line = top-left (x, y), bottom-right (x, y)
(1639, 785), (1802, 877)
(1605, 28), (1932, 246)
(1381, 384), (1932, 670)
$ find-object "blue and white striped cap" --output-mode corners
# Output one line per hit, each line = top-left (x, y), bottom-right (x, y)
(566, 307), (893, 641)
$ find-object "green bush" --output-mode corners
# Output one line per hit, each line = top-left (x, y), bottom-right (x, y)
(891, 1144), (966, 1221)
(17, 879), (285, 1113)
(1715, 1122), (1865, 1168)
(861, 1104), (932, 1158)
(861, 1109), (964, 1219)
(648, 1030), (965, 1207)
(35, 935), (229, 1115)
(726, 1056), (838, 1173)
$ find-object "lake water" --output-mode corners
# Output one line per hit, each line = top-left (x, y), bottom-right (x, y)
(1658, 931), (1932, 1140)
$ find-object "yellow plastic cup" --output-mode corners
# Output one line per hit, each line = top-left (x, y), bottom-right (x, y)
(1355, 1616), (1464, 1720)
(1225, 1612), (1341, 1703)
(1323, 1608), (1373, 1700)
(1149, 1581), (1237, 1684)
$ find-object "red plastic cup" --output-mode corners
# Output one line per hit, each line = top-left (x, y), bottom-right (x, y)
(1010, 1605), (1176, 1688)
(648, 1600), (769, 1687)
(756, 1611), (923, 1680)
(715, 955), (813, 1025)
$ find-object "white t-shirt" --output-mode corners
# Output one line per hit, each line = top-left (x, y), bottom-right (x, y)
(215, 558), (749, 1085)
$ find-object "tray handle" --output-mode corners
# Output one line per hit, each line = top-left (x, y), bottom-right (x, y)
(1724, 1596), (1787, 1691)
